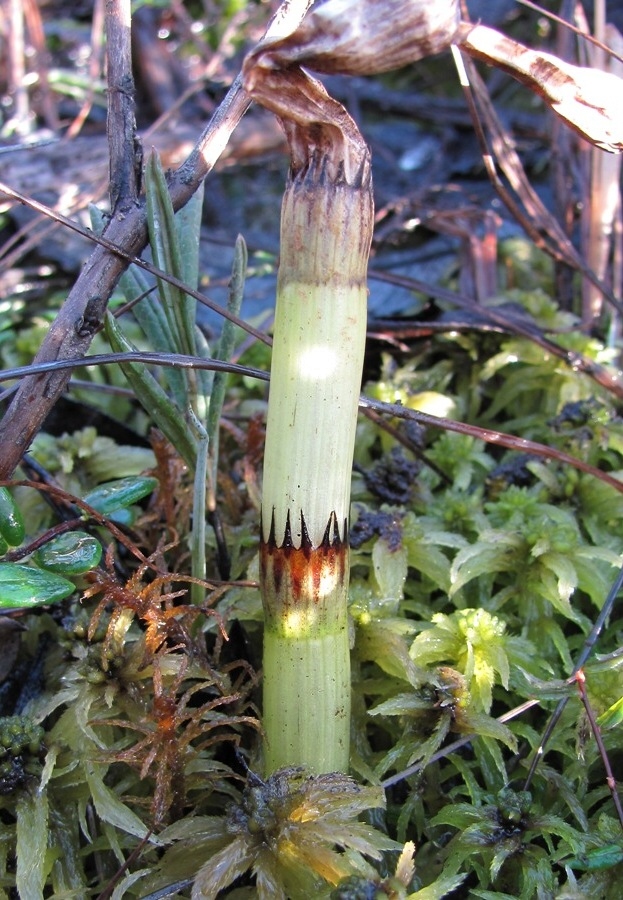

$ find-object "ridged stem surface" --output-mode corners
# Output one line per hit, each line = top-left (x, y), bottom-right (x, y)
(260, 154), (372, 775)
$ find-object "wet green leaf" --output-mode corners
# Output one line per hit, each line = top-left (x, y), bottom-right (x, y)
(33, 531), (102, 575)
(82, 475), (158, 515)
(449, 532), (522, 596)
(372, 538), (407, 611)
(192, 837), (256, 900)
(108, 507), (136, 527)
(105, 311), (197, 467)
(0, 562), (75, 607)
(355, 619), (424, 685)
(0, 486), (25, 547)
(460, 712), (517, 752)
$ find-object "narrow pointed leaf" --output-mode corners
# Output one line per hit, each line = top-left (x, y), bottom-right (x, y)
(409, 873), (467, 899)
(105, 311), (197, 466)
(207, 234), (247, 488)
(145, 152), (196, 358)
(117, 264), (189, 408)
(176, 180), (204, 291)
(597, 695), (623, 730)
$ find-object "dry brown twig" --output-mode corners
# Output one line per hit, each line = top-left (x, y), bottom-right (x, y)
(106, 0), (141, 215)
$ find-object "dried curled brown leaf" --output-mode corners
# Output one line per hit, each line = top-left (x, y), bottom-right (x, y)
(248, 0), (459, 75)
(457, 22), (623, 153)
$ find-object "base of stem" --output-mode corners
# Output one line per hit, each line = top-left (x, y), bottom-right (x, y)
(262, 625), (350, 775)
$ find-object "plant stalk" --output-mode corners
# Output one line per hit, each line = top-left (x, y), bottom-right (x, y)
(247, 64), (373, 773)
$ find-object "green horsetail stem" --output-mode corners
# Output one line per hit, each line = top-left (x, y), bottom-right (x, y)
(259, 136), (373, 774)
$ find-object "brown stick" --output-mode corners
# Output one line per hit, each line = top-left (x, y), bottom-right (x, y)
(106, 0), (141, 213)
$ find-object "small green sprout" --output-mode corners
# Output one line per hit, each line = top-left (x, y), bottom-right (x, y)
(369, 666), (516, 778)
(411, 609), (516, 713)
(434, 787), (589, 898)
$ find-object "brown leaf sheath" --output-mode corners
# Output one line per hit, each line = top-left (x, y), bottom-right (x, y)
(261, 510), (348, 629)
